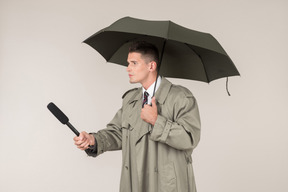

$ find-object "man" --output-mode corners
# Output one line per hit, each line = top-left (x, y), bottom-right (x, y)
(74, 41), (201, 192)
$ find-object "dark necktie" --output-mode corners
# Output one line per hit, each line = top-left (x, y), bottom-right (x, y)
(142, 91), (149, 108)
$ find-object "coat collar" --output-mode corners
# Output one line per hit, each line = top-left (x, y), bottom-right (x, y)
(154, 77), (172, 105)
(128, 77), (172, 105)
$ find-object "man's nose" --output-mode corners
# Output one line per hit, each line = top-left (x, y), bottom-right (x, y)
(126, 63), (131, 72)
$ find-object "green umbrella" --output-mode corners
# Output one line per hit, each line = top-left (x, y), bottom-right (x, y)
(84, 17), (240, 94)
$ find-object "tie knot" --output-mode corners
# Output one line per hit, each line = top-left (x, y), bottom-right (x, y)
(144, 91), (149, 99)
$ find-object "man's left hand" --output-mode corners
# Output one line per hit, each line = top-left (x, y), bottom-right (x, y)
(141, 97), (158, 125)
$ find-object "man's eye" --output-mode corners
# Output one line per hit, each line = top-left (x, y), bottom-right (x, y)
(127, 61), (137, 65)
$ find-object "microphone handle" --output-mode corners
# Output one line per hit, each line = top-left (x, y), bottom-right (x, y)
(66, 122), (80, 136)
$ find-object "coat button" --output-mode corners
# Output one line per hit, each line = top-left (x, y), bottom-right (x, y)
(154, 167), (158, 173)
(125, 165), (129, 170)
(186, 157), (192, 164)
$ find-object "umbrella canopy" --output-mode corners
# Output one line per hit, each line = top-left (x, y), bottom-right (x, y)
(84, 16), (240, 83)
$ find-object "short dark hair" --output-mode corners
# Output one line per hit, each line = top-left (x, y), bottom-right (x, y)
(129, 41), (159, 68)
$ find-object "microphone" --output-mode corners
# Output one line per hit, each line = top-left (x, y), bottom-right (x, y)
(47, 102), (80, 136)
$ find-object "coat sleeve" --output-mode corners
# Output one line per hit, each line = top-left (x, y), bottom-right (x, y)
(86, 108), (123, 157)
(150, 93), (201, 151)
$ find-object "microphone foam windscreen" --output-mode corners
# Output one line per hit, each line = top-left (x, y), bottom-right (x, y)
(47, 102), (69, 124)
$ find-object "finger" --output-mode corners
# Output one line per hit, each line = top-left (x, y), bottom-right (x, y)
(77, 136), (85, 143)
(77, 140), (87, 148)
(82, 131), (90, 138)
(75, 141), (82, 146)
(80, 131), (89, 140)
(79, 142), (90, 150)
(74, 137), (81, 146)
(75, 137), (87, 146)
(73, 136), (79, 141)
(83, 142), (90, 150)
(80, 141), (88, 148)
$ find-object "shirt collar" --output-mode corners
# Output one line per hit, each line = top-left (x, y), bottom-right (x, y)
(127, 77), (172, 105)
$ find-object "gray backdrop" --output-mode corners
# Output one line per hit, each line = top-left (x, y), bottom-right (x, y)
(1, 0), (287, 191)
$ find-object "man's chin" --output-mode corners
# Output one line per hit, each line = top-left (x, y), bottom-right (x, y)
(129, 80), (137, 84)
(129, 79), (138, 84)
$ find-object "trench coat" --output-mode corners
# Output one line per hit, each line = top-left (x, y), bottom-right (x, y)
(87, 77), (201, 192)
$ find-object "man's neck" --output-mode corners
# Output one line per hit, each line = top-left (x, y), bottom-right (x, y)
(142, 75), (158, 90)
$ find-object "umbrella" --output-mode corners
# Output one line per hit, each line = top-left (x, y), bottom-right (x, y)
(83, 16), (240, 94)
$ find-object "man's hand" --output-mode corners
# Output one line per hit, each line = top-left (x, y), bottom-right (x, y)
(141, 97), (158, 125)
(74, 131), (95, 150)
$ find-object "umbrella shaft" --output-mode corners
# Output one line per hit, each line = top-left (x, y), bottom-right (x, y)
(152, 40), (166, 97)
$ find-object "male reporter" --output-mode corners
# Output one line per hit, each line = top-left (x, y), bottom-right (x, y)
(74, 41), (201, 192)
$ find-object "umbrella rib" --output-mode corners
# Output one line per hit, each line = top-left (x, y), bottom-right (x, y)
(166, 20), (171, 39)
(184, 43), (210, 83)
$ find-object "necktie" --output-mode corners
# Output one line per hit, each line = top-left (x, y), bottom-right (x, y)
(142, 91), (149, 108)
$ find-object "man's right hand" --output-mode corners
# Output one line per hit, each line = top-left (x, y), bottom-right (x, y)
(74, 131), (95, 150)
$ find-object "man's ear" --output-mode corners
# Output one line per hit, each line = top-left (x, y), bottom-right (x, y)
(149, 61), (157, 71)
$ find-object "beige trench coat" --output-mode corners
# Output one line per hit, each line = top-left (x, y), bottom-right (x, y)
(89, 77), (201, 192)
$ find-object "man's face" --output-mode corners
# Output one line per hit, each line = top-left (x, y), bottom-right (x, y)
(126, 52), (151, 85)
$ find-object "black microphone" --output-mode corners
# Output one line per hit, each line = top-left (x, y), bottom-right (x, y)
(47, 102), (80, 136)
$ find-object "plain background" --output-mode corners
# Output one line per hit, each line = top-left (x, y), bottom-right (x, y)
(1, 0), (287, 191)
